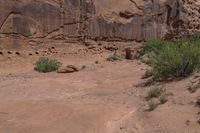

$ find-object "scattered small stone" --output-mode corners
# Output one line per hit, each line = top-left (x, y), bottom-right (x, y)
(0, 51), (3, 55)
(120, 126), (127, 130)
(48, 48), (53, 53)
(88, 46), (96, 49)
(15, 51), (20, 55)
(197, 97), (200, 106)
(186, 120), (190, 126)
(81, 65), (86, 70)
(98, 43), (102, 46)
(29, 53), (33, 56)
(35, 51), (39, 55)
(197, 119), (200, 125)
(104, 45), (118, 51)
(51, 46), (55, 49)
(7, 51), (12, 54)
(95, 61), (99, 64)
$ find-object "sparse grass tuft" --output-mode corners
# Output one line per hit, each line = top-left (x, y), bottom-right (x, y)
(188, 80), (200, 93)
(142, 69), (153, 79)
(159, 95), (168, 104)
(107, 52), (122, 62)
(147, 86), (165, 99)
(148, 101), (158, 111)
(34, 57), (61, 73)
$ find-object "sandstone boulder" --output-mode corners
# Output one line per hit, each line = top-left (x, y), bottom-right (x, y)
(57, 65), (79, 73)
(125, 48), (137, 60)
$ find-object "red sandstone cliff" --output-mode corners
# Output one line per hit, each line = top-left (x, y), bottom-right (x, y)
(0, 0), (199, 48)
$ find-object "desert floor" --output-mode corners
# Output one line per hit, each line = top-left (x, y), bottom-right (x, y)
(0, 43), (199, 133)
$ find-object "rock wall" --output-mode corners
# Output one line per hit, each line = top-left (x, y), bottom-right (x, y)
(0, 0), (200, 48)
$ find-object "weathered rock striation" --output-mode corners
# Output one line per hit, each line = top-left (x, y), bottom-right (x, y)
(0, 0), (200, 48)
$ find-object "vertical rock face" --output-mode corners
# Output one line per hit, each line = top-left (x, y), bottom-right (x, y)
(0, 0), (199, 48)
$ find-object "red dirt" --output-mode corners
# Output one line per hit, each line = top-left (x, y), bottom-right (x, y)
(0, 45), (199, 133)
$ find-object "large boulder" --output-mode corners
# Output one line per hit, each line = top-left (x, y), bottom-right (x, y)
(0, 0), (200, 49)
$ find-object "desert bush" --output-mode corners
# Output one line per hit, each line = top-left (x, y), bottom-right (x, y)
(139, 40), (174, 58)
(139, 34), (200, 80)
(34, 57), (61, 73)
(152, 43), (200, 79)
(179, 33), (200, 45)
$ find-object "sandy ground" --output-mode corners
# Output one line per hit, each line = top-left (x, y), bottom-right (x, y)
(0, 45), (199, 133)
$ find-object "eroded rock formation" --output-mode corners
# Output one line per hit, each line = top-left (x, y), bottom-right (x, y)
(0, 0), (200, 48)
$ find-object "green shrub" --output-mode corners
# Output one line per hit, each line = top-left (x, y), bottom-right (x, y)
(140, 34), (200, 80)
(139, 40), (174, 58)
(34, 57), (61, 73)
(179, 33), (200, 45)
(153, 43), (200, 79)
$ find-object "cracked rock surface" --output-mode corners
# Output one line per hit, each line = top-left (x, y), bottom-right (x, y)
(0, 0), (200, 47)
